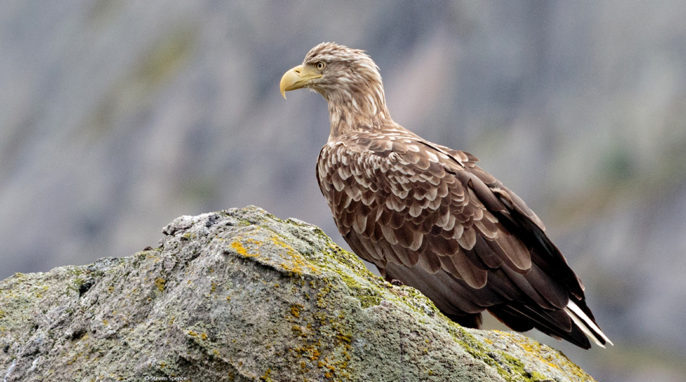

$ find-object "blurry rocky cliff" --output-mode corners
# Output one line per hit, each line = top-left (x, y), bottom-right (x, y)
(1, 2), (685, 382)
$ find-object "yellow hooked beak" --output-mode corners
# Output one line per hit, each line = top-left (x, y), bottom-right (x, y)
(279, 64), (322, 99)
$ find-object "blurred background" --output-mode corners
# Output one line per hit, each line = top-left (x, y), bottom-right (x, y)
(1, 1), (685, 380)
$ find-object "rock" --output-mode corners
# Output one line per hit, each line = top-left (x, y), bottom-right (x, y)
(0, 206), (596, 381)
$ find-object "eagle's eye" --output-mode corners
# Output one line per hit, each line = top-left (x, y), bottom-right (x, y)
(316, 61), (326, 71)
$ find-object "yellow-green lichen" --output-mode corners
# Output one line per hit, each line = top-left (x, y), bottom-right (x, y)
(291, 240), (382, 309)
(230, 239), (259, 258)
(517, 339), (563, 371)
(187, 330), (207, 341)
(447, 324), (516, 380)
(155, 278), (166, 292)
(444, 324), (570, 382)
(290, 304), (303, 318)
(271, 235), (320, 275)
(260, 367), (272, 382)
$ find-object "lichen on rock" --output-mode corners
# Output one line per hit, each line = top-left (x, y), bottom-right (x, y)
(0, 206), (596, 381)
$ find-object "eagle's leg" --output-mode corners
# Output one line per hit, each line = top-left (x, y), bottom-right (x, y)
(377, 266), (405, 285)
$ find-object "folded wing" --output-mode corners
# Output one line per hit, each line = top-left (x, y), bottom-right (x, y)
(317, 132), (610, 349)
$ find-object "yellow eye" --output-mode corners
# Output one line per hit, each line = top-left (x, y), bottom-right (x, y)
(316, 61), (326, 71)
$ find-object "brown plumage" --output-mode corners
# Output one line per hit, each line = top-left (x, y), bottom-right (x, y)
(280, 42), (612, 349)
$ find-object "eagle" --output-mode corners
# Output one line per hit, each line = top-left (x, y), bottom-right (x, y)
(280, 42), (612, 349)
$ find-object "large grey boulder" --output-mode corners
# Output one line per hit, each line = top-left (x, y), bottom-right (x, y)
(0, 206), (595, 381)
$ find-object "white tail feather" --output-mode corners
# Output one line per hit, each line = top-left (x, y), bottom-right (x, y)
(565, 301), (614, 348)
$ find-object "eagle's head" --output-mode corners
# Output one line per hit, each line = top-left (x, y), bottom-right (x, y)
(280, 42), (390, 133)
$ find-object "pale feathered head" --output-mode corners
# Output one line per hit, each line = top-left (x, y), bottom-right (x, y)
(280, 42), (388, 127)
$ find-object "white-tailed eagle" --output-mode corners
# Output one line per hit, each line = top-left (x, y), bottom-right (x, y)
(280, 42), (612, 349)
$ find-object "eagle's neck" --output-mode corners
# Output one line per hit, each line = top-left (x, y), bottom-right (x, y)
(325, 82), (391, 139)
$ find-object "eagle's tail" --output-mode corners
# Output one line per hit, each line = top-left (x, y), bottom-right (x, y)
(564, 300), (613, 348)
